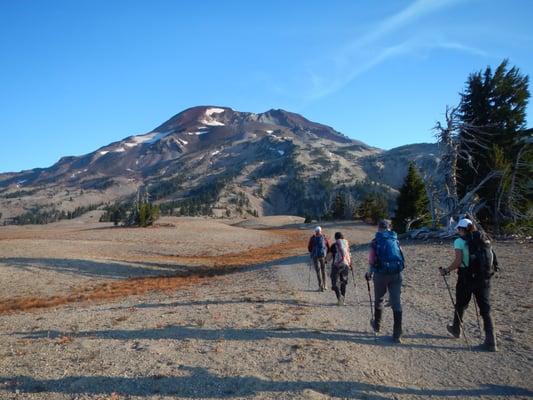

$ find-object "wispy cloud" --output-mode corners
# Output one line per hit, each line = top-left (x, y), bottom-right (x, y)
(434, 42), (489, 57)
(344, 0), (464, 51)
(300, 0), (483, 103)
(307, 41), (418, 101)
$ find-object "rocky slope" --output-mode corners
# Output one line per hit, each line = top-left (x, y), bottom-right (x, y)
(0, 106), (438, 222)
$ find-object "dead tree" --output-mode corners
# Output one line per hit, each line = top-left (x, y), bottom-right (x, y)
(429, 106), (501, 236)
(422, 173), (440, 229)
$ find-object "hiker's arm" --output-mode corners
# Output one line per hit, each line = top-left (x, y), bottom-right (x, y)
(366, 244), (376, 280)
(307, 237), (313, 253)
(445, 250), (463, 273)
(368, 244), (377, 267)
(399, 242), (405, 263)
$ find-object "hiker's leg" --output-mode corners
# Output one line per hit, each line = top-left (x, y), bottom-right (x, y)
(475, 278), (497, 351)
(388, 272), (403, 341)
(339, 265), (349, 297)
(312, 257), (322, 289)
(372, 273), (386, 332)
(449, 272), (471, 335)
(330, 266), (341, 299)
(387, 272), (403, 312)
(319, 257), (327, 290)
(373, 273), (387, 311)
(473, 277), (491, 317)
(455, 272), (472, 317)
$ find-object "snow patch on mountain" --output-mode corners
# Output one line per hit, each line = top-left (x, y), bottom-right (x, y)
(201, 108), (225, 126)
(122, 131), (173, 147)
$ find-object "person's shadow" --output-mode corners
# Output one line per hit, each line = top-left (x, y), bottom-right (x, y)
(1, 366), (532, 398)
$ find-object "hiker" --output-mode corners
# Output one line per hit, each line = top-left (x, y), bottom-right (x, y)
(327, 231), (352, 306)
(308, 226), (330, 291)
(365, 219), (405, 343)
(439, 218), (498, 351)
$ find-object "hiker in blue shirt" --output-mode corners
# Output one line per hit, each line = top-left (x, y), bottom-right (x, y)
(365, 219), (405, 343)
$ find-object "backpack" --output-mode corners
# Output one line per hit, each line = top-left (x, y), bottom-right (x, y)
(463, 231), (499, 279)
(311, 235), (327, 258)
(333, 239), (351, 267)
(374, 231), (404, 274)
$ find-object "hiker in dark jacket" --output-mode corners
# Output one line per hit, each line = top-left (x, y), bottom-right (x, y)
(365, 219), (405, 343)
(327, 232), (352, 306)
(439, 218), (497, 351)
(308, 226), (330, 291)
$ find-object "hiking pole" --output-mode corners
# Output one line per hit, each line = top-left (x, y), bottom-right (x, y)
(366, 279), (377, 342)
(441, 273), (472, 351)
(307, 258), (312, 290)
(350, 266), (359, 305)
(473, 299), (482, 338)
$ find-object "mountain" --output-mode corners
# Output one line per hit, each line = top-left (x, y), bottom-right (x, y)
(0, 106), (438, 223)
(361, 143), (440, 188)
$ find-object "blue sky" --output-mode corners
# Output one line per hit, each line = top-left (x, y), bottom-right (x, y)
(1, 0), (531, 173)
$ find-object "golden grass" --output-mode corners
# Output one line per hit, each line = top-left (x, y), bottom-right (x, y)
(0, 228), (308, 314)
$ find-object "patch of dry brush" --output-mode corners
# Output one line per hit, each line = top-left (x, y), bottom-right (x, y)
(0, 229), (308, 314)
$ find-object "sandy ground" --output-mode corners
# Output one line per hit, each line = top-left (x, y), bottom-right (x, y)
(0, 217), (531, 399)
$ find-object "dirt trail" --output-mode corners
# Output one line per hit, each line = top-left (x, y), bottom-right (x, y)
(0, 221), (531, 399)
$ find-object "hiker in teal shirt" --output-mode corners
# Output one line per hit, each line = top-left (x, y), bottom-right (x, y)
(454, 236), (469, 268)
(439, 218), (497, 352)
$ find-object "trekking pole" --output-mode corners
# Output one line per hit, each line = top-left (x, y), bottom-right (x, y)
(366, 279), (377, 342)
(350, 266), (359, 305)
(441, 273), (472, 351)
(307, 258), (312, 290)
(473, 299), (482, 338)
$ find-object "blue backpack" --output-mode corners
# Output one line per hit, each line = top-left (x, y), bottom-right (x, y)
(374, 231), (404, 274)
(312, 235), (327, 258)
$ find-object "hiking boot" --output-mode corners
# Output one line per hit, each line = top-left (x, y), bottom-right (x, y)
(337, 295), (345, 306)
(482, 314), (497, 352)
(447, 308), (464, 338)
(393, 310), (403, 343)
(371, 308), (382, 333)
(446, 324), (461, 338)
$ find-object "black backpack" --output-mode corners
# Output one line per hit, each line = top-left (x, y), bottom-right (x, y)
(463, 231), (499, 278)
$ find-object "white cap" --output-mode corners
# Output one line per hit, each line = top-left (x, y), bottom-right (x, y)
(456, 218), (473, 229)
(314, 226), (322, 233)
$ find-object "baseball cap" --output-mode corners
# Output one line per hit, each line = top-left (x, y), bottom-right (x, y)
(314, 226), (322, 233)
(456, 218), (473, 229)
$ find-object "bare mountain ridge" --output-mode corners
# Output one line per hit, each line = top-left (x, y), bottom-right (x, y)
(0, 106), (438, 222)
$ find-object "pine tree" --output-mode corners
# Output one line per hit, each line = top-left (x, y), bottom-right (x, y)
(356, 192), (388, 224)
(458, 59), (530, 228)
(392, 163), (430, 233)
(331, 193), (346, 219)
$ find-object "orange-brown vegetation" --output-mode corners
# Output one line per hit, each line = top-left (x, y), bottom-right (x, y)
(0, 228), (308, 315)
